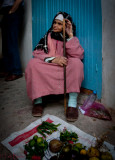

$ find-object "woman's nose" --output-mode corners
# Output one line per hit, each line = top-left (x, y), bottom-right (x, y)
(54, 23), (57, 27)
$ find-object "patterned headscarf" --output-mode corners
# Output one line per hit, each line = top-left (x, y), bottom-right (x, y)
(34, 11), (76, 53)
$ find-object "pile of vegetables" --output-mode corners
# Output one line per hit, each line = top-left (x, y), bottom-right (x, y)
(49, 129), (88, 160)
(24, 121), (61, 159)
(50, 141), (88, 160)
(24, 122), (113, 160)
(24, 135), (48, 160)
(49, 129), (113, 160)
(49, 142), (113, 160)
(87, 147), (113, 160)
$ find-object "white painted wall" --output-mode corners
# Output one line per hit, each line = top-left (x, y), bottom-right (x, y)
(20, 0), (32, 71)
(101, 0), (115, 108)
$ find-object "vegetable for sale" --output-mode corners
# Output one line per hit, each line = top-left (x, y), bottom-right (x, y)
(24, 135), (48, 160)
(49, 139), (63, 153)
(60, 128), (78, 143)
(37, 121), (61, 138)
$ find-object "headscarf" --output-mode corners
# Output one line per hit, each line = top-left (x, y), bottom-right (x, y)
(34, 11), (76, 53)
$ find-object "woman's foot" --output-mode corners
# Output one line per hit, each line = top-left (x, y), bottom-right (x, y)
(0, 72), (9, 78)
(66, 107), (78, 122)
(32, 103), (44, 117)
(5, 74), (23, 81)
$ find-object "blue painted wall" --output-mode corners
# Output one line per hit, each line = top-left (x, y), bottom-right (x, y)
(32, 0), (102, 99)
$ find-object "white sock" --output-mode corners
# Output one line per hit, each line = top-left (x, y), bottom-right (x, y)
(34, 97), (42, 104)
(68, 92), (78, 108)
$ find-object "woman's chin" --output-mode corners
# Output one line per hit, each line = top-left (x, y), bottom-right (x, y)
(53, 30), (58, 32)
(53, 29), (61, 33)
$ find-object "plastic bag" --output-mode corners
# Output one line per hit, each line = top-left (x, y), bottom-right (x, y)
(79, 102), (112, 120)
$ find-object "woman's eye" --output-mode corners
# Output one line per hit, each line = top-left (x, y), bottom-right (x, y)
(58, 23), (62, 25)
(53, 21), (62, 25)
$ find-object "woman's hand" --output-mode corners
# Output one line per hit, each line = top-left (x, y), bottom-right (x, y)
(65, 19), (73, 38)
(51, 56), (68, 67)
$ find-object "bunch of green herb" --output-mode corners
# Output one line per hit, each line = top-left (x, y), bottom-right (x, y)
(37, 121), (61, 138)
(60, 129), (78, 143)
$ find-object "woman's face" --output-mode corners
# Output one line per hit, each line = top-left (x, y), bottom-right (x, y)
(53, 19), (63, 32)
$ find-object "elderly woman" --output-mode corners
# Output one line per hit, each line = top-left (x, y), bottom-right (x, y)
(25, 11), (84, 122)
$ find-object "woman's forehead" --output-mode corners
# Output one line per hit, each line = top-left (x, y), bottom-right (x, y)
(54, 19), (63, 24)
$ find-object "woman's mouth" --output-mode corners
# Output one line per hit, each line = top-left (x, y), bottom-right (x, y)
(53, 28), (57, 30)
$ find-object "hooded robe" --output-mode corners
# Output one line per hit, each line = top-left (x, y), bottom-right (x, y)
(25, 12), (84, 101)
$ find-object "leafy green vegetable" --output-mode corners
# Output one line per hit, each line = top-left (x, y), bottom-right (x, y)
(60, 129), (78, 143)
(37, 128), (46, 138)
(37, 121), (61, 138)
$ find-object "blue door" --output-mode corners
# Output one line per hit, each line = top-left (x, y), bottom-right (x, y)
(32, 0), (102, 99)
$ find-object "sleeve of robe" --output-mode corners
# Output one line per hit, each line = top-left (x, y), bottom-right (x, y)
(32, 33), (54, 61)
(33, 36), (84, 61)
(66, 37), (84, 60)
(32, 49), (50, 61)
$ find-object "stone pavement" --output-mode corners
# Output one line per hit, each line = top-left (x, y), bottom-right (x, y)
(0, 75), (115, 159)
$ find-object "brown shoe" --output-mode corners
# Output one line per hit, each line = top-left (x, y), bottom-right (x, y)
(32, 103), (44, 117)
(66, 107), (78, 122)
(5, 74), (23, 81)
(0, 72), (9, 78)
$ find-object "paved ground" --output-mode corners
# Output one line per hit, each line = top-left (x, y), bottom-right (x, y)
(0, 75), (115, 159)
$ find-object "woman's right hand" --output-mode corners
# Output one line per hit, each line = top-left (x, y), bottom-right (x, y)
(51, 56), (68, 67)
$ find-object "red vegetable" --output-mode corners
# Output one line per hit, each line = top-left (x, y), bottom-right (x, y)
(68, 140), (74, 144)
(24, 150), (27, 155)
(31, 155), (41, 160)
